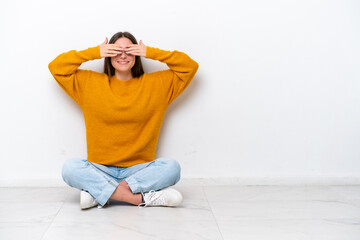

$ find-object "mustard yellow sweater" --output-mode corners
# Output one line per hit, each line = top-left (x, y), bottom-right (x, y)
(48, 45), (198, 167)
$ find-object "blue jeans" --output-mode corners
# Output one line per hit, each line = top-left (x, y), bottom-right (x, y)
(61, 157), (181, 206)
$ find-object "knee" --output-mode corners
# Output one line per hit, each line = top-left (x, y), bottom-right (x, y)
(61, 158), (87, 186)
(158, 158), (181, 184)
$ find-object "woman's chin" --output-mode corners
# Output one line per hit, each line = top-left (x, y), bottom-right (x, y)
(115, 67), (131, 72)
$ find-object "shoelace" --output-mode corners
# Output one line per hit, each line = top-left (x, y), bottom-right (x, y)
(138, 190), (165, 207)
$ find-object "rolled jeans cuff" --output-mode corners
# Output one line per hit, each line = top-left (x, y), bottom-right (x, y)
(96, 180), (118, 206)
(125, 177), (141, 194)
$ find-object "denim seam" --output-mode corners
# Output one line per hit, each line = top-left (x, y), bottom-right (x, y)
(97, 182), (117, 206)
(89, 162), (120, 179)
(87, 161), (119, 186)
(125, 177), (140, 193)
(86, 161), (119, 205)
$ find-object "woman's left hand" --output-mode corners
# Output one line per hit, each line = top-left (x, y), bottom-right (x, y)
(125, 40), (147, 57)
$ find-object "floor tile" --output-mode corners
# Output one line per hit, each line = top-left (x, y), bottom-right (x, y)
(1, 185), (359, 240)
(330, 185), (360, 200)
(208, 200), (360, 220)
(204, 185), (345, 202)
(174, 185), (208, 201)
(216, 219), (360, 240)
(0, 187), (71, 202)
(54, 197), (215, 223)
(0, 202), (63, 223)
(45, 186), (223, 239)
(0, 222), (50, 240)
(43, 220), (223, 240)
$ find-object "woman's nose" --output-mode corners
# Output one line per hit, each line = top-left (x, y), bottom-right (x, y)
(119, 51), (127, 58)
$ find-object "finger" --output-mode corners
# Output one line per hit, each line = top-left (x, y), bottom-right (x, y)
(127, 44), (145, 50)
(101, 37), (108, 45)
(126, 52), (140, 56)
(126, 48), (141, 52)
(124, 52), (136, 56)
(126, 48), (141, 53)
(125, 50), (137, 54)
(125, 46), (140, 51)
(125, 44), (139, 48)
(126, 50), (138, 54)
(107, 44), (122, 50)
(107, 46), (123, 51)
(106, 48), (122, 53)
(108, 50), (122, 55)
(140, 40), (144, 45)
(106, 53), (118, 57)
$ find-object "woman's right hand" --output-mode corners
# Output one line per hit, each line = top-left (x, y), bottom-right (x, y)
(99, 37), (123, 58)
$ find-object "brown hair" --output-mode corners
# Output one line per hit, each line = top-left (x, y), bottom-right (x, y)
(104, 31), (145, 80)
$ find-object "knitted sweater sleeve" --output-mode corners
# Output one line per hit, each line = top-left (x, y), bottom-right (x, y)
(48, 46), (102, 106)
(145, 46), (199, 105)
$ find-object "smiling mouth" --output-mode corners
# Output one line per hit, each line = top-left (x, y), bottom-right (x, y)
(117, 61), (129, 65)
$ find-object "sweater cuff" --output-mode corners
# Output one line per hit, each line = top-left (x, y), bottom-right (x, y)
(145, 46), (157, 59)
(80, 45), (102, 60)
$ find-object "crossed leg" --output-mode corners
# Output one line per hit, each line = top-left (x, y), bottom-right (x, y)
(110, 180), (142, 205)
(62, 157), (181, 206)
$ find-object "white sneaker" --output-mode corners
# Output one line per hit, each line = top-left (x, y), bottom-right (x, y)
(139, 188), (183, 207)
(80, 191), (99, 210)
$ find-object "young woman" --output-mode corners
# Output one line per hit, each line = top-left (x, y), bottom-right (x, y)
(48, 32), (199, 209)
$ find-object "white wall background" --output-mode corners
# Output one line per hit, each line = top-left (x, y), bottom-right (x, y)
(0, 0), (359, 186)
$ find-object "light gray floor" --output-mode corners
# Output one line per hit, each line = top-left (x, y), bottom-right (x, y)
(1, 183), (360, 240)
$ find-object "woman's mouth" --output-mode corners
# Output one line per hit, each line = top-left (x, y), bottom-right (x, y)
(117, 61), (129, 65)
